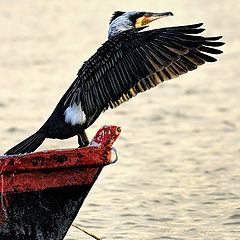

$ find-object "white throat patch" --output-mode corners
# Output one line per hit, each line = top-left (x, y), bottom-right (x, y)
(64, 102), (86, 126)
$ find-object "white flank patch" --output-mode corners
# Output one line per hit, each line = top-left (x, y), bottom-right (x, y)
(64, 102), (86, 126)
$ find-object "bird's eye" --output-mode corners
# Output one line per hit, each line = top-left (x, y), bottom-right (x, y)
(144, 13), (150, 17)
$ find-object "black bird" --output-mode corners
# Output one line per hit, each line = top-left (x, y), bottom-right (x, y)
(5, 11), (224, 155)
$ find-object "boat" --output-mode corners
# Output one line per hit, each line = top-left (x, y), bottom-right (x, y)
(0, 125), (121, 240)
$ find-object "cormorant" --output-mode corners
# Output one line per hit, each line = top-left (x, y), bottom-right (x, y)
(5, 11), (224, 155)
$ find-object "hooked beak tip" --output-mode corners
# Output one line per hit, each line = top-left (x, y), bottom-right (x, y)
(156, 11), (174, 18)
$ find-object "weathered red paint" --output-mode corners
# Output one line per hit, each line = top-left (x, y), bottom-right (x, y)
(0, 125), (121, 225)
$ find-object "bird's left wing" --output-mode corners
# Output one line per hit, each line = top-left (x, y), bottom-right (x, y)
(64, 23), (224, 117)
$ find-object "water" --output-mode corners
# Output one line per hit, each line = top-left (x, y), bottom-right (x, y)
(0, 1), (239, 239)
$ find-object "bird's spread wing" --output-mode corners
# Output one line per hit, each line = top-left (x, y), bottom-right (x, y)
(64, 23), (224, 116)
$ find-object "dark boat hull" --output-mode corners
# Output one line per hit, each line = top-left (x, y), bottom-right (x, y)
(1, 184), (96, 240)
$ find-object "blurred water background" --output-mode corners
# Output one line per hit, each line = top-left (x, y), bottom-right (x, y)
(0, 0), (239, 239)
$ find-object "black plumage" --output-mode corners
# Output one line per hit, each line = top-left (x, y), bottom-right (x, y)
(5, 12), (224, 155)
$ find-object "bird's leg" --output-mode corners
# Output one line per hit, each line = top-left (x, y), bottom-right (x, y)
(78, 130), (89, 147)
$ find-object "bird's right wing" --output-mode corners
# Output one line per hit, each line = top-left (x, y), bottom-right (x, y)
(64, 23), (224, 116)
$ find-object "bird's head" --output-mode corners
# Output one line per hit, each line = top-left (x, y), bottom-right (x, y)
(108, 11), (173, 38)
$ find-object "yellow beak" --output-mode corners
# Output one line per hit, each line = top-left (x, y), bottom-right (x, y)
(135, 12), (173, 28)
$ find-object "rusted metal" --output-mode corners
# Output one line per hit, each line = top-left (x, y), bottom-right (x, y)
(0, 125), (121, 240)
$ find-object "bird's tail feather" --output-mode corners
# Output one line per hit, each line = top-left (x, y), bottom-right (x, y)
(5, 132), (46, 155)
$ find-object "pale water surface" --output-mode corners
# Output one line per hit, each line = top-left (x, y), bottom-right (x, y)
(0, 1), (239, 239)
